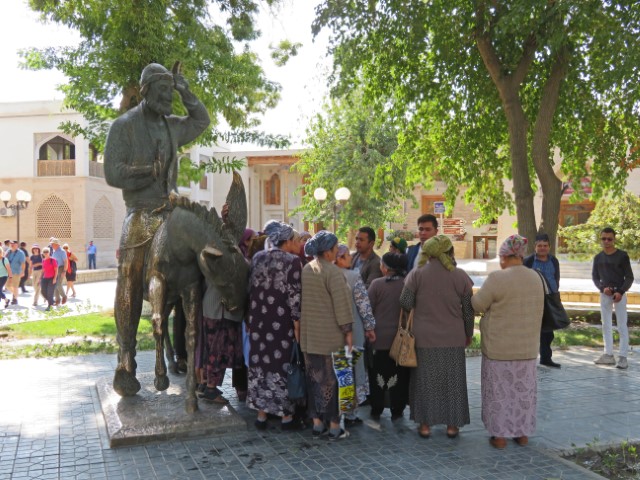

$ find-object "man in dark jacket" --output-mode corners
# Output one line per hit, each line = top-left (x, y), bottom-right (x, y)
(406, 214), (439, 270)
(351, 226), (382, 287)
(524, 234), (561, 368)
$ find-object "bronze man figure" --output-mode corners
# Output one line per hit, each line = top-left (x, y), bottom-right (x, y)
(104, 63), (210, 397)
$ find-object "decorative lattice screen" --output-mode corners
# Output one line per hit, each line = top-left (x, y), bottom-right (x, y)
(37, 195), (72, 239)
(93, 196), (114, 238)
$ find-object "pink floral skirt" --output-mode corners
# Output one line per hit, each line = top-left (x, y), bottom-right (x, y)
(481, 356), (537, 438)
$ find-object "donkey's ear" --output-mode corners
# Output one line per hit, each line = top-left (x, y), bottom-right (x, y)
(223, 171), (247, 243)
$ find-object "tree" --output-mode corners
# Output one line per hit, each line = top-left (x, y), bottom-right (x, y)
(20, 0), (293, 150)
(559, 192), (640, 260)
(293, 90), (410, 238)
(313, 1), (640, 252)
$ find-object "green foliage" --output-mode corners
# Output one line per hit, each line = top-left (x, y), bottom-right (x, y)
(270, 39), (302, 67)
(559, 192), (640, 260)
(177, 155), (247, 187)
(21, 0), (287, 148)
(385, 230), (415, 242)
(294, 89), (412, 237)
(313, 1), (640, 235)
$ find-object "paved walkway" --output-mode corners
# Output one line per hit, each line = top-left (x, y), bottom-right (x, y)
(1, 347), (638, 479)
(2, 272), (639, 478)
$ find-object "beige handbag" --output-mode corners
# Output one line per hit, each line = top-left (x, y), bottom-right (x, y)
(389, 309), (417, 367)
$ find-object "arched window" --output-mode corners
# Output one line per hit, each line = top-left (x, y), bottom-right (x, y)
(93, 196), (114, 238)
(38, 136), (75, 160)
(37, 194), (72, 239)
(265, 173), (281, 205)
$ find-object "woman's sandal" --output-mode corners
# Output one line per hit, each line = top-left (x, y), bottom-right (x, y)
(202, 387), (229, 405)
(446, 426), (459, 438)
(418, 425), (431, 438)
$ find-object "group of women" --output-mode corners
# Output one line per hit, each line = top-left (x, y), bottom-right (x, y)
(197, 219), (544, 449)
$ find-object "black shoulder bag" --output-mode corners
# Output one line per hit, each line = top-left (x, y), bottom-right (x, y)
(536, 271), (570, 331)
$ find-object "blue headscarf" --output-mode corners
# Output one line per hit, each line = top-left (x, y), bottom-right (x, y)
(304, 231), (338, 257)
(336, 244), (350, 258)
(263, 220), (294, 247)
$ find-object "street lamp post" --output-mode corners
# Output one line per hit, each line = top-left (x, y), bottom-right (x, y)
(313, 187), (351, 233)
(0, 190), (32, 244)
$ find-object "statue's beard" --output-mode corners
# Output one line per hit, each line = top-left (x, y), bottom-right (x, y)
(145, 96), (173, 116)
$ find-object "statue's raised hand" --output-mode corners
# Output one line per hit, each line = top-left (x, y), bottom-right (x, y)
(174, 74), (190, 96)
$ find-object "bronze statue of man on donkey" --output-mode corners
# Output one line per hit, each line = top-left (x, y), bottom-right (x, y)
(105, 62), (248, 412)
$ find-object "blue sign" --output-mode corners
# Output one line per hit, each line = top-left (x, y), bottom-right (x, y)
(433, 201), (446, 214)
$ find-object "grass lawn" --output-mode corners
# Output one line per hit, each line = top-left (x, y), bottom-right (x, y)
(6, 312), (152, 338)
(0, 313), (155, 359)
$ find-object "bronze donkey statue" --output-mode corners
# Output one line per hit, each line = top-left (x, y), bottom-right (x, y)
(144, 172), (249, 413)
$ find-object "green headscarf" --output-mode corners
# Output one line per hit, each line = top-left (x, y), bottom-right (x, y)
(418, 235), (455, 271)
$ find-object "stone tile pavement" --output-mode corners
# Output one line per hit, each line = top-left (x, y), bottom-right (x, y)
(2, 346), (638, 479)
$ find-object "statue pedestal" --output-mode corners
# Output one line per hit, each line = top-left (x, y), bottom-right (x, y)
(96, 372), (246, 447)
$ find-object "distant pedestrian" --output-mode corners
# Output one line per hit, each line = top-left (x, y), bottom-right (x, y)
(40, 248), (58, 311)
(63, 244), (78, 297)
(524, 234), (562, 368)
(5, 241), (25, 306)
(87, 241), (97, 269)
(50, 239), (68, 306)
(592, 227), (634, 370)
(471, 234), (544, 449)
(30, 245), (45, 306)
(0, 247), (13, 308)
(19, 242), (30, 293)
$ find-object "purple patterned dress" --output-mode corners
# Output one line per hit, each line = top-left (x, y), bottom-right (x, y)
(247, 248), (302, 416)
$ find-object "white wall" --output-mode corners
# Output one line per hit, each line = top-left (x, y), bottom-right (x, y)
(0, 101), (86, 177)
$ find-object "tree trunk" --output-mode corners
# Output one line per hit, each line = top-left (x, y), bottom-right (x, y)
(502, 90), (538, 253)
(531, 48), (569, 254)
(119, 84), (141, 113)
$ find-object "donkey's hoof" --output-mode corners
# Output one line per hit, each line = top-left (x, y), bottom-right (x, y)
(177, 357), (188, 373)
(154, 375), (170, 391)
(186, 398), (199, 414)
(113, 368), (141, 397)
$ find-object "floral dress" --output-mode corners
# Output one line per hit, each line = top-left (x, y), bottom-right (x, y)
(342, 269), (376, 404)
(247, 248), (302, 416)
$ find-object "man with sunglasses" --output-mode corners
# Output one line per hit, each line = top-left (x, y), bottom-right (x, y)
(406, 214), (439, 270)
(592, 227), (634, 369)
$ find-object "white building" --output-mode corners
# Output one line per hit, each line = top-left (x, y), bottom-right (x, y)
(0, 101), (125, 268)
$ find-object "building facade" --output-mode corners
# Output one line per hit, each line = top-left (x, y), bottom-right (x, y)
(0, 101), (125, 269)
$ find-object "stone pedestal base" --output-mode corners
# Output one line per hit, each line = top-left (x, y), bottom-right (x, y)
(96, 372), (246, 447)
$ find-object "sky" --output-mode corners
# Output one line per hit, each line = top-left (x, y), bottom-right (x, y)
(0, 0), (332, 146)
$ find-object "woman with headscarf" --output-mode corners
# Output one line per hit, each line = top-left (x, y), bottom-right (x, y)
(334, 244), (376, 425)
(232, 228), (256, 402)
(400, 235), (475, 439)
(389, 237), (408, 255)
(367, 252), (410, 421)
(300, 231), (354, 441)
(239, 228), (256, 258)
(471, 234), (544, 449)
(247, 220), (303, 431)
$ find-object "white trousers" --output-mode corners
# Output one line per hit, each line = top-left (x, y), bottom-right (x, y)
(600, 293), (628, 357)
